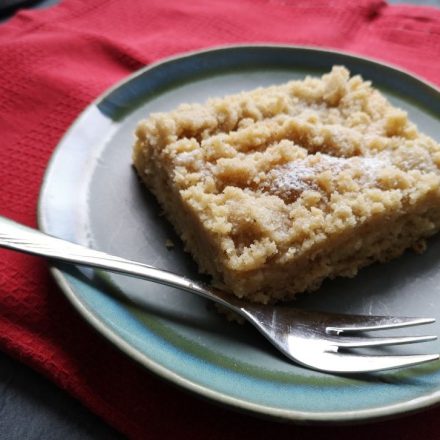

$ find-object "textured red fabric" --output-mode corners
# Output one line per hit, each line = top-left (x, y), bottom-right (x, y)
(1, 0), (440, 438)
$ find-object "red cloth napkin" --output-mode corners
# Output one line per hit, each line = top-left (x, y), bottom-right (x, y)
(1, 0), (440, 438)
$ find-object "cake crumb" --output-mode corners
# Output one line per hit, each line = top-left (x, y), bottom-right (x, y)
(165, 239), (175, 249)
(412, 240), (427, 254)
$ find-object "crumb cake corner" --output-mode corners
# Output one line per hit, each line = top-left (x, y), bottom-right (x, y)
(132, 66), (440, 304)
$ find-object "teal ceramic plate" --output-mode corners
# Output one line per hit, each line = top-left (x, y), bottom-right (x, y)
(38, 45), (440, 423)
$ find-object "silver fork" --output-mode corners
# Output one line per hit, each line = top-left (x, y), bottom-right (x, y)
(0, 215), (438, 374)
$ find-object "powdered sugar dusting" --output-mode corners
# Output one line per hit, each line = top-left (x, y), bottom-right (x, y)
(175, 151), (199, 166)
(272, 155), (344, 194)
(267, 153), (388, 197)
(356, 156), (387, 183)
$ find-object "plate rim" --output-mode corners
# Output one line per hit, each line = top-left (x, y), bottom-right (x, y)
(38, 43), (440, 424)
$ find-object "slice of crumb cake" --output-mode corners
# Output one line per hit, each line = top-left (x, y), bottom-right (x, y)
(132, 66), (440, 303)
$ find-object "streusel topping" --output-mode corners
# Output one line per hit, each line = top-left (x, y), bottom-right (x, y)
(134, 66), (440, 291)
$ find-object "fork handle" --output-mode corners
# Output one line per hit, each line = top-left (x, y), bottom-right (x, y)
(0, 215), (242, 311)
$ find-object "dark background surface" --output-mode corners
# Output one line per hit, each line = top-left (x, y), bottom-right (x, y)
(0, 0), (439, 438)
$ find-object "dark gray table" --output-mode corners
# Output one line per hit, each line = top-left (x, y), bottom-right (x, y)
(0, 352), (122, 439)
(0, 0), (439, 438)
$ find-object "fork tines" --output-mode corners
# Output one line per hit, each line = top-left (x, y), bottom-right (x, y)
(322, 315), (438, 373)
